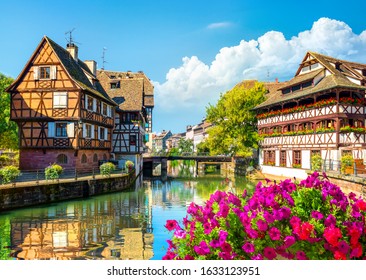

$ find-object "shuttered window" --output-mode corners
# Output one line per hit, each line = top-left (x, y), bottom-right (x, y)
(53, 92), (67, 108)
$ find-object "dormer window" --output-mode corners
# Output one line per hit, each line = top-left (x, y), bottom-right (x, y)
(110, 82), (120, 89)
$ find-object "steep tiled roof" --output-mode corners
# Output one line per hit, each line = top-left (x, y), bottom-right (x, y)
(45, 37), (116, 105)
(255, 51), (366, 110)
(97, 70), (154, 111)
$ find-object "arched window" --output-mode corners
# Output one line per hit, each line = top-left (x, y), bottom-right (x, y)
(56, 154), (68, 164)
(93, 154), (98, 163)
(81, 154), (87, 164)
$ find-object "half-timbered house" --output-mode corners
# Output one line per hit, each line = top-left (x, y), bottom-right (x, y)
(7, 36), (116, 172)
(97, 70), (154, 173)
(255, 52), (366, 178)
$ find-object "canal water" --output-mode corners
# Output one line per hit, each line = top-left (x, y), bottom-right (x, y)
(0, 162), (256, 260)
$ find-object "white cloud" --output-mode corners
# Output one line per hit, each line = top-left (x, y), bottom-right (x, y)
(207, 22), (232, 29)
(154, 17), (366, 128)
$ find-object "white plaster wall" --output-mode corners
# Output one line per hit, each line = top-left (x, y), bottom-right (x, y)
(275, 150), (280, 167)
(261, 165), (308, 180)
(302, 150), (311, 169)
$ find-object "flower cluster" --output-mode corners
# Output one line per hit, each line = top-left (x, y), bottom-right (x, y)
(340, 126), (366, 134)
(163, 172), (366, 260)
(257, 97), (364, 120)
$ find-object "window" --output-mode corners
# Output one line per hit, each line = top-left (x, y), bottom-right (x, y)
(130, 135), (136, 145)
(103, 154), (107, 160)
(56, 154), (68, 164)
(85, 124), (92, 138)
(293, 150), (302, 167)
(110, 82), (120, 89)
(55, 123), (67, 137)
(102, 103), (108, 115)
(81, 154), (87, 164)
(93, 154), (98, 163)
(280, 151), (286, 167)
(40, 66), (50, 79)
(53, 92), (67, 108)
(87, 96), (94, 111)
(263, 150), (275, 166)
(100, 127), (105, 140)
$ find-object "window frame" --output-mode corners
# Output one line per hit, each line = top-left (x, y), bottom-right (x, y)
(55, 122), (68, 138)
(40, 66), (51, 79)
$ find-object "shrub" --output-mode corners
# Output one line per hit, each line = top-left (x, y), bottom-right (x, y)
(125, 160), (134, 171)
(45, 164), (63, 180)
(0, 155), (10, 167)
(0, 165), (20, 184)
(163, 172), (366, 260)
(100, 162), (116, 177)
(311, 154), (322, 171)
(341, 154), (354, 174)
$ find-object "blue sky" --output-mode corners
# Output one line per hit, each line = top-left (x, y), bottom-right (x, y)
(1, 0), (366, 133)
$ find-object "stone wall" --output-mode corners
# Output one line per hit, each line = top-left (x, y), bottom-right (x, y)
(0, 173), (135, 211)
(327, 175), (365, 198)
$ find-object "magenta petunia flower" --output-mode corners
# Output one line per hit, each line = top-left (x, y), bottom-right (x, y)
(194, 241), (211, 256)
(311, 210), (324, 220)
(295, 251), (308, 260)
(257, 219), (268, 232)
(221, 242), (232, 253)
(165, 219), (178, 231)
(218, 230), (228, 244)
(263, 211), (275, 224)
(283, 235), (296, 248)
(263, 247), (277, 260)
(269, 227), (281, 241)
(242, 242), (255, 253)
(203, 222), (212, 234)
(162, 251), (176, 260)
(324, 214), (336, 227)
(251, 254), (263, 260)
(337, 240), (350, 255)
(174, 229), (186, 239)
(209, 239), (220, 248)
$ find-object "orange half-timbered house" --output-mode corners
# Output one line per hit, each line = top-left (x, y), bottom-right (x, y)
(255, 51), (366, 178)
(97, 70), (154, 174)
(7, 36), (117, 172)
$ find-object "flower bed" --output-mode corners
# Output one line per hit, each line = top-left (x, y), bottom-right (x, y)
(163, 172), (366, 260)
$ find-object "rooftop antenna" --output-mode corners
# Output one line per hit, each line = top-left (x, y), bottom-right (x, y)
(102, 47), (107, 70)
(65, 28), (76, 45)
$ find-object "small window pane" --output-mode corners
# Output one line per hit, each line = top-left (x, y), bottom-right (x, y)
(40, 66), (50, 79)
(55, 123), (67, 137)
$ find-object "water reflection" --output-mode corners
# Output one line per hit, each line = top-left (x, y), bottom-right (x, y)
(0, 166), (255, 260)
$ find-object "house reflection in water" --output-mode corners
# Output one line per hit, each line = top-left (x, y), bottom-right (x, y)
(9, 185), (154, 260)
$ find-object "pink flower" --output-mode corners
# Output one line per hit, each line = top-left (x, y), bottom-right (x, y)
(242, 242), (255, 253)
(194, 241), (211, 256)
(283, 235), (296, 248)
(263, 247), (277, 260)
(296, 251), (308, 260)
(165, 220), (178, 231)
(162, 251), (176, 260)
(268, 227), (281, 241)
(257, 219), (268, 232)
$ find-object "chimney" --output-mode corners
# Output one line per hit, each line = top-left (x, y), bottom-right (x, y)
(275, 78), (278, 83)
(84, 60), (97, 76)
(67, 43), (78, 61)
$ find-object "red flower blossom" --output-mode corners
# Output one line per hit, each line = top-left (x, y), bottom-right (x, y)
(165, 219), (179, 231)
(334, 251), (347, 260)
(324, 226), (342, 247)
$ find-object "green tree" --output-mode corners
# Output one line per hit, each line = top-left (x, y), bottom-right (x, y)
(177, 138), (193, 154)
(0, 73), (18, 150)
(205, 81), (266, 157)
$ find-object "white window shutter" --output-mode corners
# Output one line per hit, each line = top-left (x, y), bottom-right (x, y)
(67, 122), (75, 137)
(85, 95), (88, 109)
(48, 122), (55, 137)
(83, 123), (86, 138)
(50, 66), (57, 80)
(107, 106), (110, 117)
(105, 128), (108, 140)
(91, 125), (95, 139)
(33, 66), (39, 80)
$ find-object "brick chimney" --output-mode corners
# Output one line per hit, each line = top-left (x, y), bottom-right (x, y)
(67, 43), (78, 61)
(84, 60), (97, 76)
